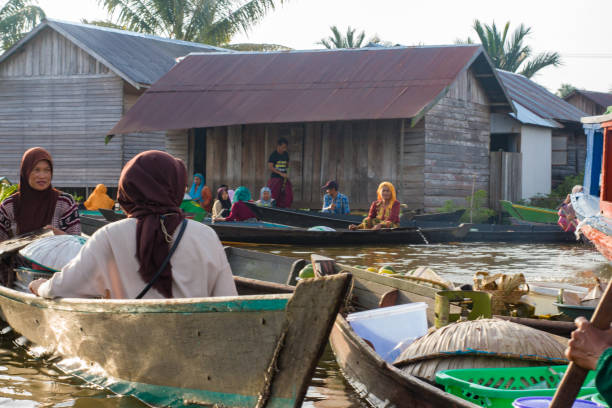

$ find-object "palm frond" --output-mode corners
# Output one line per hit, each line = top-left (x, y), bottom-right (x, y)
(519, 51), (562, 78)
(0, 2), (45, 50)
(204, 0), (278, 44)
(98, 0), (164, 35)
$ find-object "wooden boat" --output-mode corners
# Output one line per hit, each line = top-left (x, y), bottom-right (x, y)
(500, 200), (558, 224)
(224, 249), (576, 407)
(415, 221), (578, 244)
(89, 211), (472, 245)
(575, 113), (612, 261)
(0, 232), (351, 408)
(247, 204), (465, 229)
(208, 221), (471, 245)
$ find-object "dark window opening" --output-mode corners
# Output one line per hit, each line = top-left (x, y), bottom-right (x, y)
(194, 128), (206, 178)
(490, 133), (519, 152)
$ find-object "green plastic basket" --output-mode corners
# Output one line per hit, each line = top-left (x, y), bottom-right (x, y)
(435, 365), (598, 407)
(591, 393), (610, 407)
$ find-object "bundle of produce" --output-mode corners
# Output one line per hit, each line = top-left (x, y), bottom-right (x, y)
(393, 318), (567, 382)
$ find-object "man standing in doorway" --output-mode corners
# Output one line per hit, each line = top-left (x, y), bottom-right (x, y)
(267, 137), (293, 208)
(321, 180), (350, 214)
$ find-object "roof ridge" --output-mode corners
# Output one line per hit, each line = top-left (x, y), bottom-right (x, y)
(188, 43), (481, 57)
(45, 18), (225, 51)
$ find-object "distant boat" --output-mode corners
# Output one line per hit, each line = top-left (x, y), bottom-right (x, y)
(499, 200), (558, 224)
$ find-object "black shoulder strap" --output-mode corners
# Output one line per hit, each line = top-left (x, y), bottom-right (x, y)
(136, 218), (188, 299)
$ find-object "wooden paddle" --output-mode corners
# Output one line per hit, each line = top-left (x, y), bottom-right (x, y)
(549, 279), (612, 408)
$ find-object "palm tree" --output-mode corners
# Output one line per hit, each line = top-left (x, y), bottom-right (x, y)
(473, 20), (561, 78)
(0, 0), (45, 51)
(98, 0), (285, 46)
(318, 25), (381, 49)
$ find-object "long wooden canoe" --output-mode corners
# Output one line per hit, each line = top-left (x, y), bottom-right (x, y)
(86, 213), (472, 245)
(0, 236), (351, 408)
(247, 204), (465, 229)
(414, 221), (579, 244)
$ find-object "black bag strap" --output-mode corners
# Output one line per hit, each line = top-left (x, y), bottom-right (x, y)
(136, 218), (188, 299)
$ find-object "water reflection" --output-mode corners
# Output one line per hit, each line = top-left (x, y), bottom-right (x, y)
(264, 242), (612, 286)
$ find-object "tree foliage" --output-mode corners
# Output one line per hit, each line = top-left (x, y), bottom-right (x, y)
(318, 25), (381, 49)
(98, 0), (285, 46)
(557, 83), (576, 98)
(0, 0), (45, 51)
(473, 20), (561, 78)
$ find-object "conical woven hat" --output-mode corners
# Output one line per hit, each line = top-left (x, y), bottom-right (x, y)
(394, 318), (568, 381)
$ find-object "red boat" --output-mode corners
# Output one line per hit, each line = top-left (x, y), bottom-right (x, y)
(578, 113), (612, 260)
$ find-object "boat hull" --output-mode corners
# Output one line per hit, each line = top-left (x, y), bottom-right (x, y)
(0, 274), (349, 408)
(500, 200), (557, 224)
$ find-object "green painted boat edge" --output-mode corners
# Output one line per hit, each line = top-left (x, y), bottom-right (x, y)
(57, 359), (296, 408)
(0, 285), (290, 314)
(500, 200), (558, 223)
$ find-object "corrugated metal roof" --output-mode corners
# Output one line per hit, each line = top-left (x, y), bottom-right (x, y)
(510, 102), (562, 128)
(497, 69), (587, 123)
(571, 90), (612, 109)
(582, 112), (612, 125)
(109, 45), (512, 134)
(0, 19), (226, 87)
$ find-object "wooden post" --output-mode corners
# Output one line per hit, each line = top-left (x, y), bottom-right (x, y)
(549, 279), (612, 407)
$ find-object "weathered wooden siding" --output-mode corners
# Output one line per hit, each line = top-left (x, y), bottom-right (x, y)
(489, 151), (522, 212)
(122, 92), (165, 164)
(565, 94), (603, 116)
(0, 26), (109, 77)
(0, 75), (124, 187)
(205, 120), (402, 209)
(401, 119), (424, 209)
(551, 128), (587, 187)
(422, 68), (491, 211)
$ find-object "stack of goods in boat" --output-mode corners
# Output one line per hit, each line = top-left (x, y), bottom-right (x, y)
(13, 235), (86, 291)
(473, 271), (532, 316)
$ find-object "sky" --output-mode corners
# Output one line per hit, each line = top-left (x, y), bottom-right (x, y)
(36, 0), (612, 94)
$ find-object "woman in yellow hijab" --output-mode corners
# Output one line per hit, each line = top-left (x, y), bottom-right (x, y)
(349, 182), (400, 230)
(84, 184), (115, 211)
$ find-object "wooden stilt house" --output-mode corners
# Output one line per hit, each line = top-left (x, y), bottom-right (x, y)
(109, 46), (514, 211)
(0, 19), (224, 190)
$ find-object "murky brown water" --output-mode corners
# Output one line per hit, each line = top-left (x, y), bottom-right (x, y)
(0, 242), (608, 407)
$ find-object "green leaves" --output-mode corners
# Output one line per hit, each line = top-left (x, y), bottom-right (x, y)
(0, 182), (17, 203)
(0, 0), (45, 51)
(98, 0), (284, 46)
(318, 25), (375, 49)
(473, 19), (561, 78)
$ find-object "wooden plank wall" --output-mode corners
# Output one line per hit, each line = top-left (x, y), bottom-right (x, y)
(551, 128), (587, 188)
(401, 119), (424, 210)
(205, 120), (402, 209)
(423, 68), (491, 212)
(0, 27), (109, 77)
(0, 75), (124, 188)
(122, 92), (165, 164)
(565, 94), (603, 117)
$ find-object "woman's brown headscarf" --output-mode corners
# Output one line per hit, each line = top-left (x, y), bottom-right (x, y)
(117, 150), (187, 298)
(14, 147), (60, 234)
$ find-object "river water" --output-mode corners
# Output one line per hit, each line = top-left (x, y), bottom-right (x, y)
(0, 242), (609, 407)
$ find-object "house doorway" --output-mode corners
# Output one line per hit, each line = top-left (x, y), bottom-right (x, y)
(193, 128), (206, 178)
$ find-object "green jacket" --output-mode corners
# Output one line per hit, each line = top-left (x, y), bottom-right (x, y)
(596, 348), (612, 406)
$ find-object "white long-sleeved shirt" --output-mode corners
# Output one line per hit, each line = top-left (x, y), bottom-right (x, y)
(38, 218), (237, 299)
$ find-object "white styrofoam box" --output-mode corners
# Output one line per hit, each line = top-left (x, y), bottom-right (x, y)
(347, 302), (428, 363)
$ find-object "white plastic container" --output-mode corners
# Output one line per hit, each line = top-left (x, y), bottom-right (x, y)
(346, 302), (428, 363)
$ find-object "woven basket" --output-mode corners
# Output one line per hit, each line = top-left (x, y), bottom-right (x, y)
(394, 318), (567, 382)
(474, 272), (529, 315)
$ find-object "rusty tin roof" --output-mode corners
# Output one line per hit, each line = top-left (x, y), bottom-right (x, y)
(109, 45), (512, 135)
